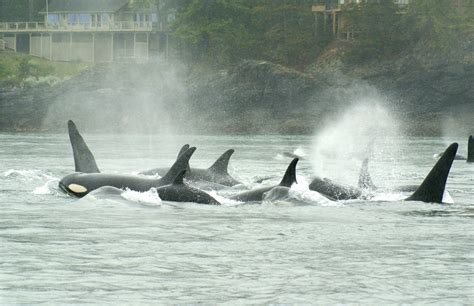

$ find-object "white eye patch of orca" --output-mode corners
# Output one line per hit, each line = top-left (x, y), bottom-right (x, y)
(68, 184), (88, 194)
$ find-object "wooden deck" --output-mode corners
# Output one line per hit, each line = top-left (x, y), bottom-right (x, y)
(0, 21), (161, 33)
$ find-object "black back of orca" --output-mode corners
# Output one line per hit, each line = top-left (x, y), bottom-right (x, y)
(139, 144), (190, 176)
(468, 135), (474, 163)
(406, 143), (458, 203)
(230, 158), (298, 202)
(68, 120), (100, 173)
(141, 148), (241, 186)
(156, 170), (221, 205)
(309, 177), (362, 201)
(60, 147), (197, 198)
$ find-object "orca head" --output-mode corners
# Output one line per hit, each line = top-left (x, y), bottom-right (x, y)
(59, 173), (90, 198)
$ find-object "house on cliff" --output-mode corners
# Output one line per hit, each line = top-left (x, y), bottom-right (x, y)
(0, 0), (171, 62)
(312, 0), (473, 39)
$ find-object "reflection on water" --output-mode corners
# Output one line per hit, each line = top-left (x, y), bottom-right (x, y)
(0, 134), (472, 304)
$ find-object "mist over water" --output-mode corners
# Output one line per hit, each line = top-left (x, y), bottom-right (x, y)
(311, 91), (401, 184)
(41, 59), (190, 135)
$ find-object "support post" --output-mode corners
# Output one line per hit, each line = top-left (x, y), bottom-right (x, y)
(146, 33), (149, 59)
(29, 33), (32, 55)
(13, 33), (17, 52)
(110, 33), (114, 62)
(69, 32), (73, 61)
(92, 33), (95, 62)
(40, 33), (43, 57)
(165, 33), (169, 60)
(50, 33), (53, 60)
(133, 32), (136, 58)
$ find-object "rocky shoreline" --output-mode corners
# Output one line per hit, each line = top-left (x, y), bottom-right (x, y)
(0, 39), (472, 135)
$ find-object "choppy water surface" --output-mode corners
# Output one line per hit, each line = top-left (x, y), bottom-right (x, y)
(0, 133), (473, 304)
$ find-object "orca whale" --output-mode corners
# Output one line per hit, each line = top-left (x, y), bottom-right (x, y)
(83, 171), (221, 205)
(433, 136), (473, 162)
(468, 135), (473, 163)
(358, 157), (418, 193)
(154, 170), (221, 205)
(67, 120), (241, 187)
(59, 147), (197, 198)
(140, 147), (242, 187)
(310, 143), (458, 204)
(230, 158), (298, 202)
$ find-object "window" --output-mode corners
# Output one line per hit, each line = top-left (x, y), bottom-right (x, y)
(68, 14), (77, 24)
(101, 14), (109, 24)
(150, 13), (157, 22)
(79, 14), (91, 24)
(47, 14), (59, 24)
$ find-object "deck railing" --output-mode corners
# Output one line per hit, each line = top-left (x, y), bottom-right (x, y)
(0, 21), (155, 32)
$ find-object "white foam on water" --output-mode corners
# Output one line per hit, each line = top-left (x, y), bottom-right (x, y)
(120, 188), (162, 206)
(33, 179), (59, 195)
(4, 169), (56, 181)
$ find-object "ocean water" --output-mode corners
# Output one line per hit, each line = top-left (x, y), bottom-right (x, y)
(0, 133), (472, 304)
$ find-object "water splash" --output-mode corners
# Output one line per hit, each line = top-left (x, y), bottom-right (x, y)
(311, 100), (401, 184)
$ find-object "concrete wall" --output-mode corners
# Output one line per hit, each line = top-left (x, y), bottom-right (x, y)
(51, 33), (71, 61)
(94, 33), (114, 62)
(3, 35), (16, 51)
(3, 31), (152, 62)
(70, 33), (94, 62)
(30, 34), (51, 59)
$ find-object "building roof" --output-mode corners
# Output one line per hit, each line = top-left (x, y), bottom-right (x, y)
(39, 0), (130, 14)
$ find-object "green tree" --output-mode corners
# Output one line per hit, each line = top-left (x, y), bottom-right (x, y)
(402, 0), (468, 49)
(343, 1), (405, 62)
(172, 0), (254, 64)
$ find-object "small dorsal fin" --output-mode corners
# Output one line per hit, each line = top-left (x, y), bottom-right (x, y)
(358, 158), (376, 189)
(208, 149), (234, 174)
(467, 135), (473, 163)
(407, 143), (458, 203)
(68, 120), (100, 173)
(172, 170), (186, 185)
(161, 147), (196, 184)
(279, 158), (299, 187)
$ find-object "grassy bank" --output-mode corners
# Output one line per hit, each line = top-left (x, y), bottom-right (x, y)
(0, 51), (89, 85)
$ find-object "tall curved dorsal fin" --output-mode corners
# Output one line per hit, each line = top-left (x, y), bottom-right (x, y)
(208, 149), (234, 174)
(161, 147), (196, 185)
(406, 143), (458, 203)
(172, 170), (186, 185)
(68, 120), (100, 173)
(279, 158), (299, 187)
(468, 135), (474, 163)
(358, 158), (376, 189)
(177, 144), (190, 159)
(177, 144), (191, 172)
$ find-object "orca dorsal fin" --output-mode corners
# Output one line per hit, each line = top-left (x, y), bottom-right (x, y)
(208, 149), (234, 174)
(358, 158), (376, 189)
(68, 120), (100, 173)
(177, 144), (190, 159)
(467, 135), (474, 163)
(177, 144), (191, 172)
(172, 170), (186, 185)
(279, 158), (299, 187)
(161, 147), (196, 184)
(406, 143), (458, 203)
